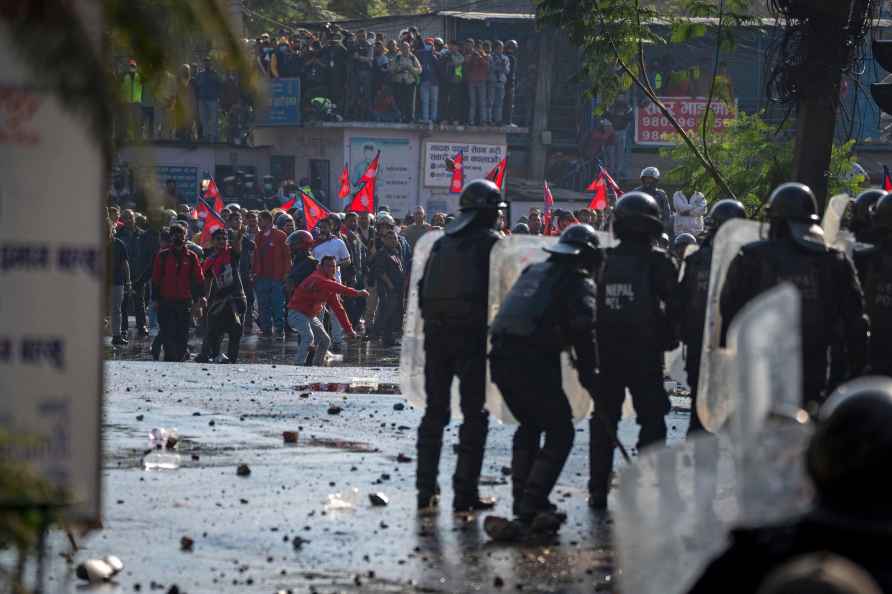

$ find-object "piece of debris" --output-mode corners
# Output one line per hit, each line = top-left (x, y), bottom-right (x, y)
(396, 453), (412, 463)
(283, 431), (299, 444)
(292, 536), (310, 549)
(76, 556), (123, 583)
(500, 466), (512, 476)
(369, 493), (389, 507)
(180, 536), (194, 552)
(494, 576), (505, 588)
(393, 403), (405, 411)
(135, 414), (144, 421)
(327, 405), (343, 415)
(299, 392), (311, 399)
(236, 464), (251, 477)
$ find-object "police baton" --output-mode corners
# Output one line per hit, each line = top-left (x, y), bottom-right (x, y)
(571, 351), (632, 465)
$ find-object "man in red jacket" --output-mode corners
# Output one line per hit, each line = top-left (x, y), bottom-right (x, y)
(287, 255), (368, 366)
(252, 210), (291, 339)
(151, 223), (205, 361)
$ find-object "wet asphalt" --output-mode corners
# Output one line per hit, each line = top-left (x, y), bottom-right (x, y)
(50, 335), (691, 594)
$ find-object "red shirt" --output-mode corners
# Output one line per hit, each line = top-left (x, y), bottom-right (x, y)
(152, 248), (204, 302)
(287, 269), (360, 334)
(252, 228), (291, 281)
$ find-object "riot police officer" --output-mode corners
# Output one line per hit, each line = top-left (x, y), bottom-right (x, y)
(590, 191), (679, 509)
(688, 377), (892, 593)
(858, 194), (892, 375)
(670, 232), (698, 267)
(485, 225), (602, 539)
(720, 183), (868, 411)
(416, 179), (505, 513)
(851, 188), (886, 247)
(635, 167), (674, 236)
(674, 199), (746, 434)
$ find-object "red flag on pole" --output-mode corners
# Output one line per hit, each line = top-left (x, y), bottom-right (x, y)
(206, 178), (224, 212)
(358, 151), (381, 187)
(599, 166), (622, 196)
(485, 157), (507, 190)
(587, 173), (609, 211)
(338, 163), (351, 199)
(345, 182), (375, 213)
(884, 165), (892, 192)
(198, 197), (227, 246)
(280, 194), (298, 211)
(449, 151), (464, 194)
(301, 192), (330, 231)
(544, 180), (554, 210)
(543, 180), (555, 236)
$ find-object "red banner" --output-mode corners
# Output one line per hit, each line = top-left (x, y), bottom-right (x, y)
(634, 97), (736, 146)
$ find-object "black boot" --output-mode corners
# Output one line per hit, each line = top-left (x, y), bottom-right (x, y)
(416, 433), (442, 513)
(453, 446), (496, 512)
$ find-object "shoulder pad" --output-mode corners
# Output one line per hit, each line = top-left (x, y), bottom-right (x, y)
(739, 239), (773, 256)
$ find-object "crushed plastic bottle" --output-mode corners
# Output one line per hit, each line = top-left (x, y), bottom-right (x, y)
(145, 428), (181, 469)
(324, 487), (360, 511)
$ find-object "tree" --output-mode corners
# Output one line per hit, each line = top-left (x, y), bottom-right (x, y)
(660, 111), (864, 215)
(536, 0), (755, 198)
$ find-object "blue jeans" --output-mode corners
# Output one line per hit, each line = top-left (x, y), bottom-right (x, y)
(255, 277), (285, 332)
(289, 310), (330, 366)
(468, 82), (487, 125)
(198, 99), (218, 142)
(420, 81), (439, 122)
(487, 81), (506, 125)
(328, 308), (345, 346)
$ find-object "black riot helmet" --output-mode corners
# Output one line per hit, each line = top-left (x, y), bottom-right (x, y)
(670, 232), (697, 259)
(765, 183), (825, 249)
(545, 223), (602, 269)
(873, 194), (892, 234)
(705, 198), (746, 234)
(447, 179), (508, 235)
(851, 188), (887, 243)
(612, 191), (663, 238)
(806, 376), (892, 523)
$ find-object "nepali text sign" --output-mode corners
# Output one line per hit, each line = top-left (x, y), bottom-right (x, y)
(156, 165), (199, 204)
(347, 136), (417, 217)
(264, 78), (301, 125)
(634, 97), (736, 146)
(423, 142), (506, 188)
(0, 12), (103, 523)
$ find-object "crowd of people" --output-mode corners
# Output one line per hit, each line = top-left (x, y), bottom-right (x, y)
(253, 24), (520, 126)
(104, 198), (463, 364)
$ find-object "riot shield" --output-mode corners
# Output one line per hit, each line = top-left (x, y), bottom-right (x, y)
(399, 231), (461, 413)
(616, 422), (814, 594)
(485, 233), (616, 423)
(697, 219), (763, 432)
(821, 194), (853, 249)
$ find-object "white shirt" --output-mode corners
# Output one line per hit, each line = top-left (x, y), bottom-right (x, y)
(312, 237), (350, 282)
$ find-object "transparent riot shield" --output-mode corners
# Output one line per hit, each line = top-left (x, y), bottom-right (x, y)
(664, 245), (701, 395)
(697, 220), (763, 432)
(399, 231), (460, 413)
(485, 233), (616, 423)
(616, 423), (814, 594)
(821, 194), (853, 249)
(726, 283), (804, 446)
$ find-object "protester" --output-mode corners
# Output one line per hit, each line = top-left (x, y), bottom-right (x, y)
(117, 209), (150, 338)
(252, 211), (290, 338)
(401, 206), (432, 250)
(151, 223), (205, 361)
(369, 228), (405, 346)
(196, 226), (246, 363)
(108, 218), (131, 347)
(312, 217), (353, 353)
(287, 255), (367, 366)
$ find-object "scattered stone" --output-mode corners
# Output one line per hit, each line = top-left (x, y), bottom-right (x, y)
(180, 536), (194, 552)
(393, 403), (405, 411)
(240, 498), (249, 504)
(299, 393), (311, 399)
(283, 431), (299, 444)
(236, 464), (251, 477)
(396, 453), (412, 463)
(500, 466), (512, 476)
(136, 414), (144, 421)
(209, 420), (216, 427)
(192, 412), (201, 416)
(327, 405), (343, 415)
(167, 586), (180, 594)
(380, 473), (391, 481)
(369, 493), (389, 507)
(191, 454), (200, 461)
(494, 576), (505, 588)
(292, 536), (309, 549)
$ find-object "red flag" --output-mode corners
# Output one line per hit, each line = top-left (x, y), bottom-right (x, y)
(485, 157), (507, 190)
(338, 163), (351, 199)
(206, 178), (224, 213)
(449, 151), (464, 194)
(544, 180), (554, 210)
(280, 194), (297, 211)
(543, 211), (554, 236)
(599, 166), (622, 195)
(358, 151), (381, 186)
(198, 197), (227, 246)
(588, 175), (609, 211)
(884, 165), (892, 192)
(345, 182), (375, 213)
(301, 191), (330, 231)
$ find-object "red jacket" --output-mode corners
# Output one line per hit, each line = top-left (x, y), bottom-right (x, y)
(287, 269), (360, 334)
(152, 248), (204, 302)
(465, 52), (489, 83)
(252, 228), (291, 281)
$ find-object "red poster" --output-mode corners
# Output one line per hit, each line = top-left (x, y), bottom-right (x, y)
(634, 97), (736, 146)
